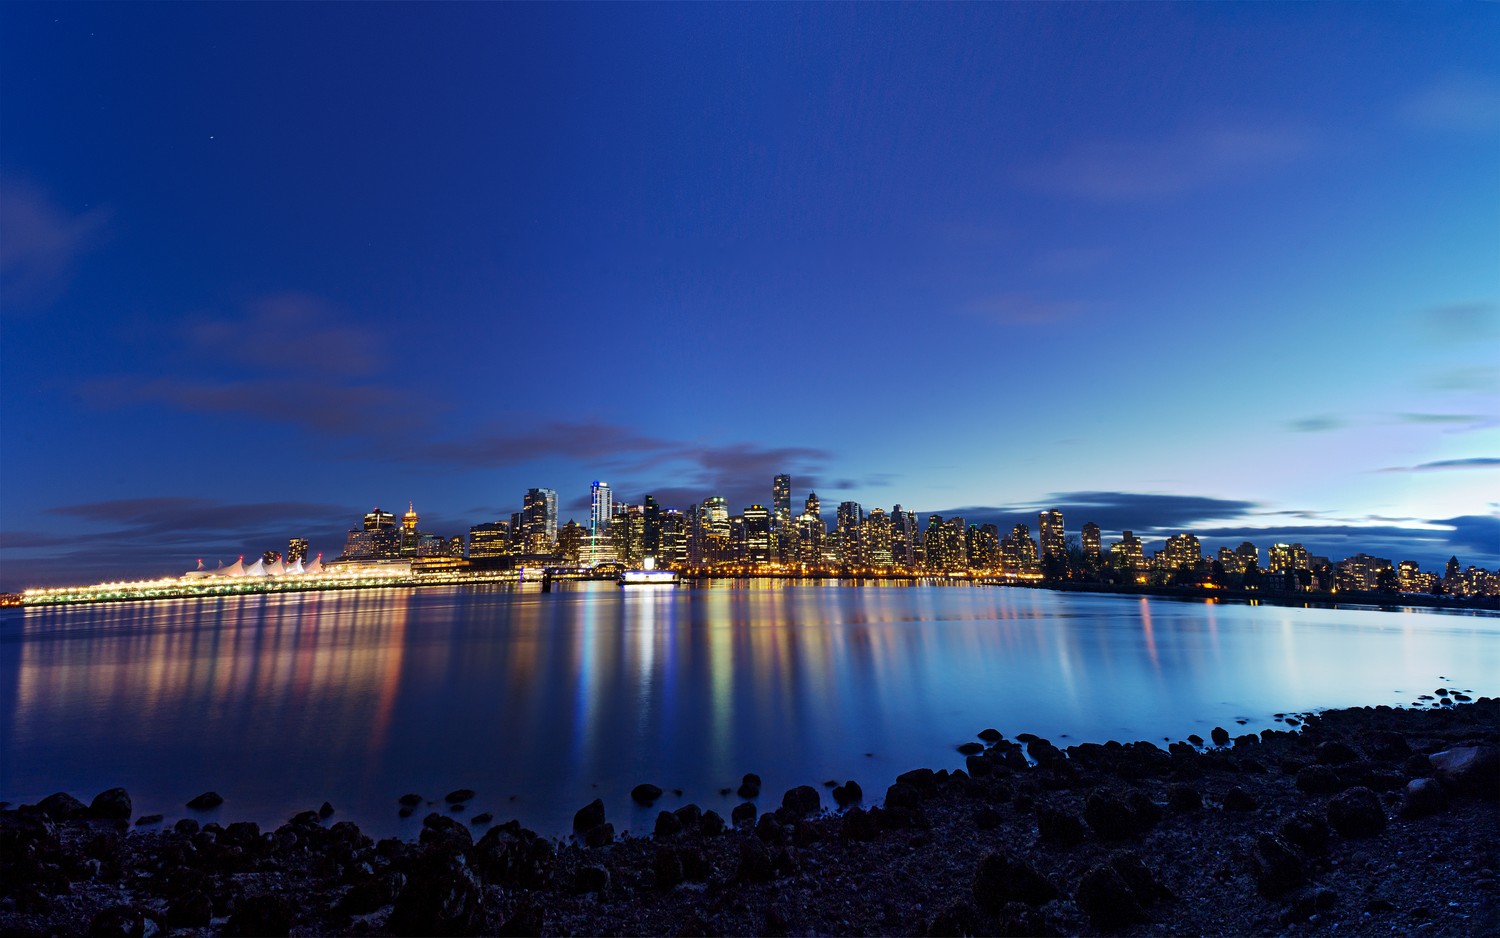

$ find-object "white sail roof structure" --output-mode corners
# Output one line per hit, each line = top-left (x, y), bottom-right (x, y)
(244, 558), (267, 577)
(266, 558), (287, 576)
(222, 556), (247, 577)
(286, 558), (305, 575)
(303, 553), (324, 575)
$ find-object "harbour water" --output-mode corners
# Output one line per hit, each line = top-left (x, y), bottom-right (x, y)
(2, 582), (1496, 839)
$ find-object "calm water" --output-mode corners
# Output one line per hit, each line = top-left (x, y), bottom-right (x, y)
(3, 583), (1496, 839)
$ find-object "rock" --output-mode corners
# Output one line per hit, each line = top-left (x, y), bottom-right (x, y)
(1250, 833), (1306, 898)
(572, 798), (605, 832)
(88, 904), (157, 937)
(958, 741), (985, 755)
(419, 814), (473, 850)
(972, 850), (1058, 908)
(731, 802), (757, 828)
(582, 822), (614, 847)
(653, 845), (684, 889)
(399, 793), (424, 807)
(37, 792), (87, 820)
(1223, 786), (1259, 812)
(387, 853), (485, 936)
(1111, 849), (1173, 903)
(186, 791), (224, 810)
(470, 812), (492, 825)
(755, 813), (783, 842)
(575, 864), (609, 894)
(926, 898), (983, 937)
(832, 780), (863, 807)
(1316, 741), (1360, 765)
(1187, 734), (1205, 746)
(965, 754), (994, 778)
(1280, 887), (1339, 926)
(135, 814), (163, 826)
(699, 810), (725, 837)
(736, 837), (775, 882)
(654, 810), (681, 838)
(1084, 789), (1139, 840)
(672, 803), (701, 827)
(631, 783), (663, 805)
(166, 891), (214, 928)
(896, 768), (938, 794)
(885, 782), (921, 810)
(1277, 810), (1331, 857)
(1364, 731), (1410, 762)
(737, 773), (762, 799)
(1327, 786), (1386, 837)
(975, 806), (1003, 830)
(781, 785), (820, 817)
(225, 894), (296, 937)
(89, 787), (132, 820)
(1210, 726), (1230, 746)
(444, 789), (475, 804)
(1295, 765), (1343, 794)
(978, 728), (1004, 742)
(1076, 865), (1148, 928)
(1400, 777), (1448, 818)
(1036, 806), (1086, 845)
(174, 818), (200, 835)
(1429, 746), (1500, 799)
(318, 801), (335, 819)
(840, 806), (878, 841)
(1167, 783), (1202, 813)
(337, 873), (405, 916)
(290, 809), (321, 826)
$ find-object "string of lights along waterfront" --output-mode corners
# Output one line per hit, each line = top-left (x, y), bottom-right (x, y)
(16, 475), (1497, 607)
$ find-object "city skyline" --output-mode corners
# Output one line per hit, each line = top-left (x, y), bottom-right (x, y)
(2, 4), (1497, 592)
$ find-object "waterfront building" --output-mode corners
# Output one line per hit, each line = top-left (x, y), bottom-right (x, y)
(923, 515), (953, 572)
(863, 508), (893, 569)
(643, 495), (662, 556)
(1235, 541), (1260, 573)
(795, 509), (824, 565)
(969, 523), (1000, 572)
(364, 507), (396, 531)
(1162, 533), (1202, 571)
(744, 504), (772, 565)
(1038, 510), (1066, 561)
(1011, 524), (1039, 571)
(287, 538), (309, 563)
(1335, 553), (1394, 592)
(891, 505), (919, 570)
(1268, 543), (1309, 574)
(837, 502), (863, 567)
(1081, 522), (1101, 562)
(805, 492), (820, 524)
(523, 488), (557, 552)
(773, 474), (792, 527)
(1110, 531), (1145, 571)
(611, 505), (646, 566)
(1397, 559), (1431, 593)
(557, 520), (586, 565)
(468, 521), (510, 559)
(659, 510), (687, 567)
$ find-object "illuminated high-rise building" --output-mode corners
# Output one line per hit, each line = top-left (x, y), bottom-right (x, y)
(773, 475), (791, 522)
(1268, 542), (1309, 573)
(1162, 533), (1202, 571)
(590, 482), (613, 537)
(400, 502), (421, 555)
(1081, 522), (1101, 562)
(1110, 531), (1145, 570)
(969, 523), (1000, 571)
(805, 491), (820, 522)
(1038, 510), (1065, 560)
(1011, 524), (1039, 569)
(863, 508), (892, 568)
(837, 502), (863, 566)
(643, 494), (662, 556)
(610, 505), (646, 566)
(364, 507), (396, 531)
(659, 510), (687, 567)
(891, 505), (919, 569)
(523, 488), (557, 552)
(468, 521), (510, 559)
(1235, 542), (1261, 573)
(557, 520), (587, 565)
(744, 504), (772, 564)
(287, 538), (309, 563)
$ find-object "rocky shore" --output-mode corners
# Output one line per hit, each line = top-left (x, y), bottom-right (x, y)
(4, 697), (1497, 937)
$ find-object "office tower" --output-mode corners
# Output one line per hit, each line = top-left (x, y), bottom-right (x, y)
(363, 507), (396, 531)
(469, 521), (510, 559)
(523, 488), (557, 552)
(659, 510), (687, 567)
(969, 523), (1000, 571)
(1217, 545), (1242, 573)
(795, 508), (824, 565)
(744, 505), (772, 564)
(508, 511), (526, 551)
(1038, 509), (1066, 560)
(1081, 522), (1101, 561)
(400, 502), (421, 556)
(701, 496), (730, 565)
(923, 515), (949, 571)
(862, 508), (892, 568)
(1011, 523), (1039, 569)
(287, 538), (309, 563)
(611, 505), (646, 566)
(837, 502), (863, 566)
(643, 494), (662, 556)
(591, 482), (613, 537)
(447, 536), (465, 558)
(805, 491), (820, 522)
(557, 520), (586, 565)
(773, 475), (791, 522)
(891, 505), (918, 569)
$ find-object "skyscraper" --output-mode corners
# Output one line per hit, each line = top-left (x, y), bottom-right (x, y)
(1038, 509), (1065, 560)
(1081, 522), (1101, 562)
(773, 474), (791, 521)
(744, 505), (772, 564)
(523, 488), (557, 552)
(287, 537), (309, 563)
(586, 481), (615, 566)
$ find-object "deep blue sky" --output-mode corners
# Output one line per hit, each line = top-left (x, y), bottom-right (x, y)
(2, 3), (1497, 589)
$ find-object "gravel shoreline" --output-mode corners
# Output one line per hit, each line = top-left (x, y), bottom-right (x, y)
(4, 698), (1497, 937)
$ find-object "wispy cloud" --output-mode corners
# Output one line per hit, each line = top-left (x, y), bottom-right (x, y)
(0, 178), (110, 310)
(80, 376), (424, 436)
(1015, 124), (1313, 201)
(928, 491), (1259, 537)
(1287, 415), (1344, 433)
(1378, 457), (1500, 474)
(1398, 77), (1500, 134)
(186, 293), (385, 378)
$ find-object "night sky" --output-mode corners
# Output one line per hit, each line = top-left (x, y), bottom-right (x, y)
(2, 3), (1496, 591)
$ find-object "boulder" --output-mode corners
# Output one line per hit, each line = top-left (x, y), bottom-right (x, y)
(971, 850), (1058, 909)
(582, 823), (614, 847)
(978, 728), (1004, 742)
(1036, 806), (1086, 845)
(572, 798), (605, 832)
(1223, 787), (1259, 812)
(731, 802), (757, 828)
(1277, 810), (1330, 857)
(631, 783), (663, 806)
(1295, 765), (1343, 794)
(419, 814), (473, 850)
(575, 864), (609, 894)
(37, 792), (87, 820)
(737, 773), (762, 799)
(399, 793), (424, 807)
(957, 742), (984, 755)
(444, 789), (475, 804)
(186, 791), (224, 810)
(1316, 741), (1360, 765)
(318, 801), (335, 819)
(88, 788), (132, 820)
(1399, 777), (1448, 819)
(1249, 833), (1305, 898)
(1210, 726), (1230, 746)
(653, 810), (681, 838)
(840, 806), (878, 842)
(166, 891), (214, 928)
(1076, 865), (1147, 928)
(387, 854), (485, 936)
(653, 845), (684, 889)
(832, 780), (863, 807)
(672, 803), (701, 828)
(1363, 731), (1410, 762)
(1326, 786), (1385, 838)
(699, 810), (725, 837)
(1429, 746), (1500, 799)
(1084, 789), (1139, 840)
(781, 785), (820, 817)
(884, 782), (921, 810)
(1166, 783), (1202, 813)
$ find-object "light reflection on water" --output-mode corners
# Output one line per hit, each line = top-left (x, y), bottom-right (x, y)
(2, 583), (1496, 839)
